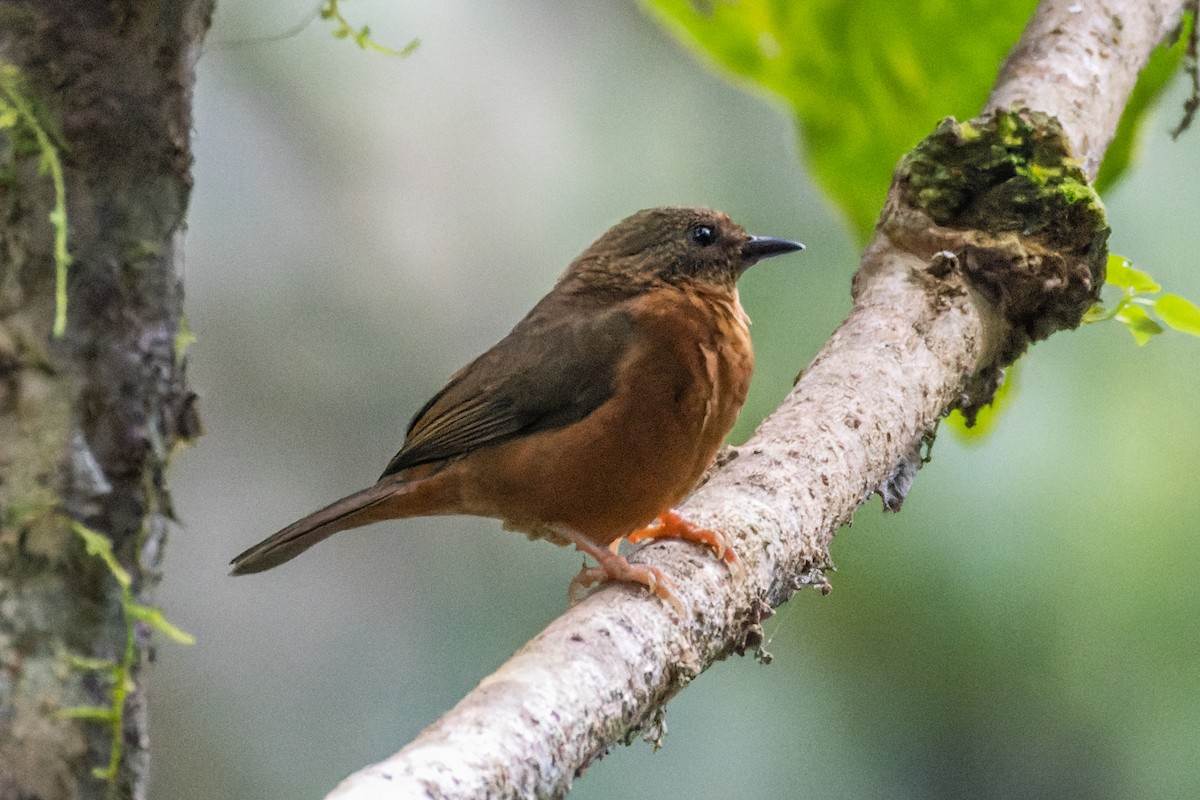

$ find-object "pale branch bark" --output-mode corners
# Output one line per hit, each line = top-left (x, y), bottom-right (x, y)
(986, 0), (1183, 177)
(328, 1), (1188, 798)
(0, 3), (210, 799)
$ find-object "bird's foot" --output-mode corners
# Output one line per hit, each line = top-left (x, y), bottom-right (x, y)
(627, 509), (742, 577)
(564, 532), (684, 615)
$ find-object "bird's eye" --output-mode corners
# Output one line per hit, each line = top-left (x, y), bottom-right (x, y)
(688, 224), (717, 247)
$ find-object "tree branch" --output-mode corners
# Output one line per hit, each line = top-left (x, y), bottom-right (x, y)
(327, 1), (1187, 797)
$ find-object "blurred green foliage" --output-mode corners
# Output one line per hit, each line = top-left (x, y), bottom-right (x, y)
(320, 0), (419, 57)
(641, 0), (1187, 241)
(1096, 12), (1193, 192)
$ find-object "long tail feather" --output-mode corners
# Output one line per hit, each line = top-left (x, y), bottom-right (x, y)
(230, 480), (408, 575)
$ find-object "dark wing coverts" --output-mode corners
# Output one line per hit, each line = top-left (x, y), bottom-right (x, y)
(380, 304), (635, 478)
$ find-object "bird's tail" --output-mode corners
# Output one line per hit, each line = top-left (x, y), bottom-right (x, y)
(230, 479), (416, 575)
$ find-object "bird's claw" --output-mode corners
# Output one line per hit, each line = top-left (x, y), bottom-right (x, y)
(627, 509), (743, 579)
(565, 542), (685, 615)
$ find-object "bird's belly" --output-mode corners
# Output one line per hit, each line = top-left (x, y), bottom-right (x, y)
(456, 293), (752, 546)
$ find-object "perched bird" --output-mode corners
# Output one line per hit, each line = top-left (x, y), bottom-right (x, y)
(231, 207), (802, 611)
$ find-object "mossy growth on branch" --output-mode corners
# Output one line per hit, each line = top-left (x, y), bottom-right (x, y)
(894, 110), (1110, 347)
(898, 110), (1107, 271)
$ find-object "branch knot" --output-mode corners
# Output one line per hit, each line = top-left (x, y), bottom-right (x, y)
(884, 110), (1110, 364)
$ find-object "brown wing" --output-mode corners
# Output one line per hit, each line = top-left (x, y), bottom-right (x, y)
(380, 300), (635, 478)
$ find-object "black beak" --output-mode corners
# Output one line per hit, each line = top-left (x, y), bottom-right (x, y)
(742, 235), (805, 266)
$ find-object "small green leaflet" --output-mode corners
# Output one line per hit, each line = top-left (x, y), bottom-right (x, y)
(71, 520), (131, 588)
(1114, 304), (1163, 346)
(67, 518), (195, 788)
(1105, 255), (1160, 293)
(1086, 255), (1200, 345)
(1154, 294), (1200, 336)
(127, 602), (197, 645)
(320, 0), (419, 57)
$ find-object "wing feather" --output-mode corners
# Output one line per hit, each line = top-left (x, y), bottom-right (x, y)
(380, 301), (634, 478)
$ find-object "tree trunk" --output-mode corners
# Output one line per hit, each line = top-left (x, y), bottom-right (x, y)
(0, 3), (211, 799)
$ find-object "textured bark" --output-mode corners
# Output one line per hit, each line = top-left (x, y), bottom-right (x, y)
(986, 0), (1180, 177)
(328, 1), (1188, 798)
(0, 3), (210, 799)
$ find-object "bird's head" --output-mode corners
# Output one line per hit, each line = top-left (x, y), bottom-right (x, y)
(564, 207), (803, 292)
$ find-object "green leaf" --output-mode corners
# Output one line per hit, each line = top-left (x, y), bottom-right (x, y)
(127, 603), (196, 645)
(69, 521), (131, 588)
(1105, 254), (1160, 293)
(1154, 293), (1200, 337)
(640, 1), (1183, 241)
(1114, 304), (1164, 346)
(642, 0), (1036, 241)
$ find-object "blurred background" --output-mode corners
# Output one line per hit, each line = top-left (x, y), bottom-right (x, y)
(153, 2), (1200, 798)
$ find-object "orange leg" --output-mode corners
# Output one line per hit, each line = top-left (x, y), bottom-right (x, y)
(627, 509), (740, 572)
(563, 530), (684, 615)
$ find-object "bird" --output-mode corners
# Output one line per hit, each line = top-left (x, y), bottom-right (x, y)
(230, 207), (803, 612)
